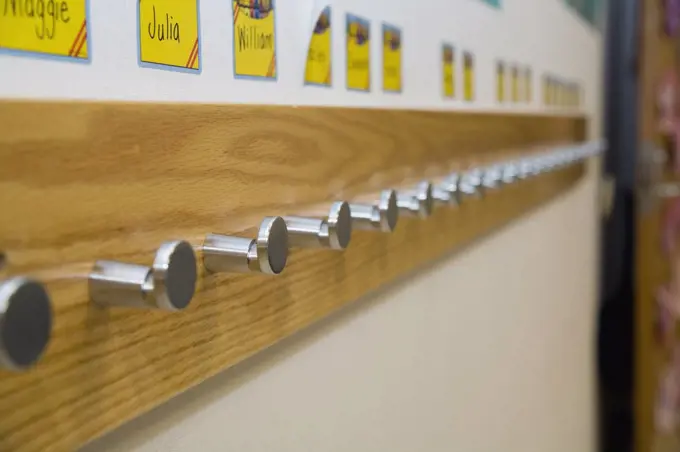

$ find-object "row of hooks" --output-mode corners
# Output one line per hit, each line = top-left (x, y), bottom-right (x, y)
(0, 141), (604, 372)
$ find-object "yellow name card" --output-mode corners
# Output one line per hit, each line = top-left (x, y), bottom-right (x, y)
(304, 6), (331, 86)
(233, 0), (277, 79)
(511, 65), (519, 103)
(0, 0), (89, 60)
(464, 51), (474, 102)
(524, 67), (532, 103)
(382, 24), (401, 92)
(346, 14), (370, 91)
(496, 61), (505, 103)
(442, 44), (454, 98)
(139, 0), (200, 71)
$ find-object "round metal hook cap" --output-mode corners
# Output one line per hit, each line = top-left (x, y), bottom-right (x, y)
(0, 277), (52, 371)
(378, 190), (399, 232)
(152, 241), (197, 311)
(327, 202), (352, 250)
(416, 181), (434, 217)
(256, 216), (289, 274)
(441, 173), (462, 205)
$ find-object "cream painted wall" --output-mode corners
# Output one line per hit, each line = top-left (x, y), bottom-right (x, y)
(0, 0), (604, 450)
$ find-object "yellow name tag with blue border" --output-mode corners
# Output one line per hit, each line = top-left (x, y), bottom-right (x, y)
(346, 13), (370, 92)
(0, 0), (90, 61)
(464, 51), (474, 102)
(139, 0), (200, 72)
(304, 6), (331, 86)
(442, 44), (454, 98)
(233, 0), (277, 79)
(511, 65), (519, 103)
(524, 67), (532, 103)
(382, 23), (401, 93)
(496, 61), (505, 103)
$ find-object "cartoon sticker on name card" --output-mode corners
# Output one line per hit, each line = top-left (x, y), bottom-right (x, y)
(0, 0), (90, 61)
(496, 61), (505, 103)
(139, 0), (200, 72)
(304, 6), (331, 86)
(442, 44), (454, 98)
(346, 14), (370, 91)
(382, 23), (401, 92)
(464, 51), (474, 102)
(233, 0), (277, 79)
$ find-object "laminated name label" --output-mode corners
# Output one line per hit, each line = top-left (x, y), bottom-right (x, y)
(139, 0), (200, 71)
(382, 23), (401, 92)
(233, 0), (277, 79)
(464, 51), (474, 102)
(496, 61), (505, 103)
(346, 13), (370, 91)
(511, 65), (519, 103)
(304, 6), (331, 86)
(442, 44), (454, 98)
(524, 67), (532, 103)
(0, 0), (89, 61)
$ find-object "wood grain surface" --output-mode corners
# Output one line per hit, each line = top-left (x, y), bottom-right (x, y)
(0, 101), (586, 451)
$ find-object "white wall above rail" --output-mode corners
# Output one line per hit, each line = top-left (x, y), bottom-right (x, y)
(0, 0), (602, 119)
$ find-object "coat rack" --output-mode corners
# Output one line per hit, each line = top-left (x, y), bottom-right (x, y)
(0, 101), (596, 451)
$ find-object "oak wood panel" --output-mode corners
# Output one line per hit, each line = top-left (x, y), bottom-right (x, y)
(637, 208), (676, 452)
(0, 101), (586, 451)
